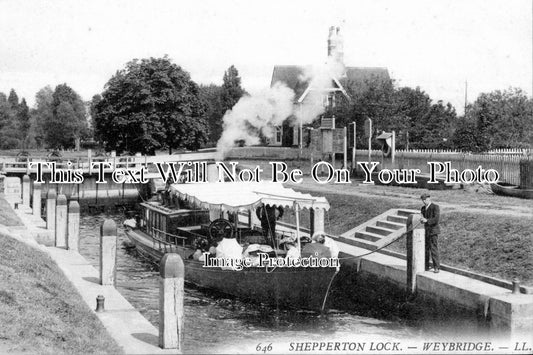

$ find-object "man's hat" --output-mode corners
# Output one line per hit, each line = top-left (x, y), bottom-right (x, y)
(420, 193), (430, 199)
(279, 236), (296, 246)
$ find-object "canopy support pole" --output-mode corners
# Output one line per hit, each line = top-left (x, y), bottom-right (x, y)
(294, 203), (301, 253)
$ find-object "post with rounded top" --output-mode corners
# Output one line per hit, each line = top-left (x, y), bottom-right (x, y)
(100, 219), (117, 286)
(46, 189), (56, 230)
(67, 201), (80, 251)
(55, 194), (68, 248)
(32, 181), (42, 217)
(22, 175), (31, 206)
(406, 213), (425, 294)
(159, 253), (184, 350)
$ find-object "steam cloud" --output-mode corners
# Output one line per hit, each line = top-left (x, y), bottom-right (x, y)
(216, 42), (346, 160)
(216, 83), (295, 159)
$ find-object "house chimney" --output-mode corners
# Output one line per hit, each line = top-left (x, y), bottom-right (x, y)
(327, 26), (344, 65)
(327, 26), (336, 58)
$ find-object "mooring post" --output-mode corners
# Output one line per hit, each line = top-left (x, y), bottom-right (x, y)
(46, 188), (56, 230)
(22, 174), (30, 206)
(55, 194), (68, 248)
(159, 253), (184, 350)
(100, 219), (117, 286)
(406, 213), (425, 294)
(67, 201), (80, 251)
(32, 181), (42, 217)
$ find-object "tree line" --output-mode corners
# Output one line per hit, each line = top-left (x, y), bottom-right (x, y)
(2, 56), (531, 154)
(0, 85), (89, 150)
(331, 78), (532, 152)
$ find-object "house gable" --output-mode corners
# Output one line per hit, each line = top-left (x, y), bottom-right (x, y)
(271, 65), (390, 102)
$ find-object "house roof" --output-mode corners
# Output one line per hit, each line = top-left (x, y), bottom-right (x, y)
(271, 65), (390, 102)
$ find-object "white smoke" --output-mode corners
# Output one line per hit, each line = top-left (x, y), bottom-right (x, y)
(216, 82), (295, 159)
(216, 27), (347, 159)
(295, 55), (346, 125)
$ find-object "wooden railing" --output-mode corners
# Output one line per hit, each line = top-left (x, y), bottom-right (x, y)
(0, 151), (217, 175)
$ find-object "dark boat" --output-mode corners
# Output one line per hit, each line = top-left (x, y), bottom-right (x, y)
(490, 182), (533, 199)
(124, 181), (338, 311)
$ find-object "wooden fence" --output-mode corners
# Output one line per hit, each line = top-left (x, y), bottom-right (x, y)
(354, 150), (531, 186)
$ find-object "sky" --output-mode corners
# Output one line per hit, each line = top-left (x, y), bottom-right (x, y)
(0, 0), (531, 115)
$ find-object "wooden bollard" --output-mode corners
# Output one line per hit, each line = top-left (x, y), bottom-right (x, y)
(46, 189), (56, 230)
(100, 219), (117, 286)
(159, 253), (184, 350)
(55, 194), (68, 248)
(22, 174), (30, 206)
(406, 213), (425, 294)
(67, 201), (80, 251)
(32, 181), (42, 217)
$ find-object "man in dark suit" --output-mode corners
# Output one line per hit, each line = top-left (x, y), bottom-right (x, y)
(256, 204), (284, 247)
(420, 193), (441, 273)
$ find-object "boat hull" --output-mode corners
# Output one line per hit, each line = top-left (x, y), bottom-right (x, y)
(491, 182), (533, 199)
(125, 228), (337, 310)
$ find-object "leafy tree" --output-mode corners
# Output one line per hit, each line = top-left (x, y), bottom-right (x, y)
(8, 89), (19, 108)
(464, 88), (533, 151)
(17, 98), (31, 149)
(93, 57), (207, 154)
(31, 86), (54, 148)
(409, 100), (457, 149)
(199, 84), (223, 144)
(452, 118), (480, 152)
(332, 77), (460, 150)
(44, 84), (87, 149)
(221, 65), (245, 112)
(0, 90), (21, 149)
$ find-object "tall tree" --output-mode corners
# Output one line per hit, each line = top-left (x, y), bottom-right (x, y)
(465, 88), (533, 151)
(31, 86), (54, 148)
(199, 84), (223, 144)
(17, 98), (31, 149)
(44, 84), (87, 149)
(409, 100), (456, 149)
(333, 78), (458, 150)
(0, 90), (21, 149)
(7, 89), (19, 108)
(220, 65), (245, 114)
(93, 57), (208, 154)
(452, 117), (480, 152)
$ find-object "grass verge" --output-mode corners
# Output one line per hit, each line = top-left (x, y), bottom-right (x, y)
(289, 188), (533, 286)
(385, 211), (533, 285)
(0, 195), (23, 226)
(0, 234), (123, 354)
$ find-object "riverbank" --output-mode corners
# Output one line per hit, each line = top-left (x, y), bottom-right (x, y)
(0, 219), (123, 354)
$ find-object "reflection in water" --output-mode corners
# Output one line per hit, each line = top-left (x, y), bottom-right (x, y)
(79, 212), (443, 353)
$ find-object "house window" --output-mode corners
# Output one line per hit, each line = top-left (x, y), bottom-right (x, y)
(322, 94), (336, 109)
(275, 126), (282, 144)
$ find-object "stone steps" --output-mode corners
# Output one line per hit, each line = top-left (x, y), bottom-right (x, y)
(340, 208), (419, 251)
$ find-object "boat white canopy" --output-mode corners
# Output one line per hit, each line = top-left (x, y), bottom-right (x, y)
(169, 181), (330, 213)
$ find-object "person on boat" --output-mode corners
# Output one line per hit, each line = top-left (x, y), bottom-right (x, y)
(280, 237), (300, 261)
(301, 233), (331, 259)
(243, 243), (274, 266)
(216, 234), (244, 270)
(255, 204), (284, 247)
(312, 232), (339, 259)
(123, 218), (137, 229)
(192, 238), (209, 262)
(420, 193), (441, 273)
